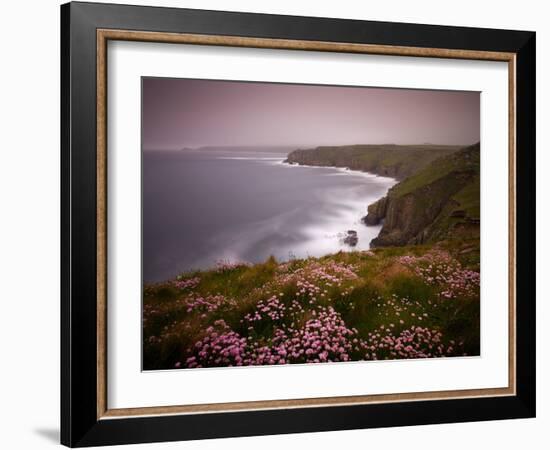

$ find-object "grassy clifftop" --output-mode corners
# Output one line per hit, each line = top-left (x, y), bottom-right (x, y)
(144, 245), (480, 370)
(367, 143), (480, 246)
(285, 144), (461, 180)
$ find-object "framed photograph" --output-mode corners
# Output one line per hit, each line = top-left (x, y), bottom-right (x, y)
(61, 1), (536, 447)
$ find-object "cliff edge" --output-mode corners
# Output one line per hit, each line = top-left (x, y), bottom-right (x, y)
(285, 144), (461, 180)
(365, 143), (480, 246)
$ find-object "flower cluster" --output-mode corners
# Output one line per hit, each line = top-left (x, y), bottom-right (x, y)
(398, 250), (480, 299)
(269, 306), (358, 363)
(361, 325), (463, 360)
(243, 295), (286, 324)
(215, 259), (250, 273)
(185, 320), (247, 368)
(173, 277), (200, 290)
(185, 306), (359, 367)
(144, 249), (478, 371)
(274, 260), (358, 302)
(184, 294), (235, 314)
(182, 306), (463, 368)
(439, 269), (480, 299)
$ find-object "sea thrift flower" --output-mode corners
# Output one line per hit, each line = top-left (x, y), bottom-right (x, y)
(184, 294), (235, 314)
(173, 277), (200, 290)
(243, 296), (286, 326)
(398, 250), (479, 299)
(186, 320), (248, 368)
(145, 249), (474, 370)
(215, 259), (250, 272)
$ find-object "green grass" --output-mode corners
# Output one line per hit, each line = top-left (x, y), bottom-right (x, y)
(389, 143), (480, 198)
(452, 174), (480, 218)
(286, 144), (461, 180)
(368, 143), (480, 246)
(143, 242), (480, 370)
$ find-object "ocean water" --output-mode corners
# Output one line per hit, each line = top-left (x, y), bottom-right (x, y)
(143, 149), (396, 282)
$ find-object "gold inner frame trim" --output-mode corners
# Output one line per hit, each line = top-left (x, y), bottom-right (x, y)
(96, 28), (517, 420)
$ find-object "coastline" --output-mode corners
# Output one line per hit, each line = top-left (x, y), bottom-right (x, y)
(282, 159), (398, 184)
(144, 150), (396, 282)
(283, 143), (480, 247)
(280, 158), (397, 243)
(143, 152), (481, 371)
(240, 155), (398, 258)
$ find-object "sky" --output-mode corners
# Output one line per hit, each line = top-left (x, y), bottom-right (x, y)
(142, 77), (480, 150)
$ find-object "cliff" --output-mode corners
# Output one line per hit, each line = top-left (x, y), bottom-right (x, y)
(285, 144), (462, 180)
(366, 143), (480, 246)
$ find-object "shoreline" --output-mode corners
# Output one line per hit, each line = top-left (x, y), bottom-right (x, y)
(280, 158), (397, 242)
(145, 153), (396, 282)
(282, 143), (480, 248)
(281, 158), (398, 185)
(144, 146), (479, 283)
(209, 156), (397, 271)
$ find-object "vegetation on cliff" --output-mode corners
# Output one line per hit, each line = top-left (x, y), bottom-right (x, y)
(285, 144), (461, 180)
(366, 143), (480, 246)
(286, 142), (480, 248)
(144, 244), (480, 370)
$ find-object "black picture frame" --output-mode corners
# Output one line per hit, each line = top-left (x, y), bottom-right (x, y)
(61, 1), (536, 447)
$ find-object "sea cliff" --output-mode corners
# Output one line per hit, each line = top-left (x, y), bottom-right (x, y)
(285, 144), (461, 180)
(366, 143), (480, 246)
(286, 143), (480, 247)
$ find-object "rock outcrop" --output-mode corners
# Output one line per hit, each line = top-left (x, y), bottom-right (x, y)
(362, 197), (388, 225)
(342, 230), (358, 246)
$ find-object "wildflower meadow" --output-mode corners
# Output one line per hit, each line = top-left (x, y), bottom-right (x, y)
(143, 241), (480, 370)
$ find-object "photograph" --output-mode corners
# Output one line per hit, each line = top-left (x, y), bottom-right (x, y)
(142, 78), (481, 370)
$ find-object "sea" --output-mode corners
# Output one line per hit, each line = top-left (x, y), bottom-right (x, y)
(143, 149), (396, 282)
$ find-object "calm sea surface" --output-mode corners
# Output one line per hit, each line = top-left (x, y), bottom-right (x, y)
(143, 150), (395, 282)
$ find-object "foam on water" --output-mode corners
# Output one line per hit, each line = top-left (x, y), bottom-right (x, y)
(191, 155), (395, 267)
(143, 150), (396, 281)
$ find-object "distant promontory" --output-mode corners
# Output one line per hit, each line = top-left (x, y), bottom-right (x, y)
(285, 144), (461, 180)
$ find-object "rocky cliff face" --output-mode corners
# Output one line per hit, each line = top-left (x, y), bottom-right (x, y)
(362, 197), (388, 225)
(365, 143), (480, 247)
(285, 143), (480, 248)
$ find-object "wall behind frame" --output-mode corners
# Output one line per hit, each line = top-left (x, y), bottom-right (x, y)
(0, 1), (545, 449)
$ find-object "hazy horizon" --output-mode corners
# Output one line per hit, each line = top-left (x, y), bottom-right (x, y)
(143, 143), (474, 152)
(143, 78), (480, 150)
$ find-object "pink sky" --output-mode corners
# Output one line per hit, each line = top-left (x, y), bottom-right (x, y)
(142, 77), (480, 150)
